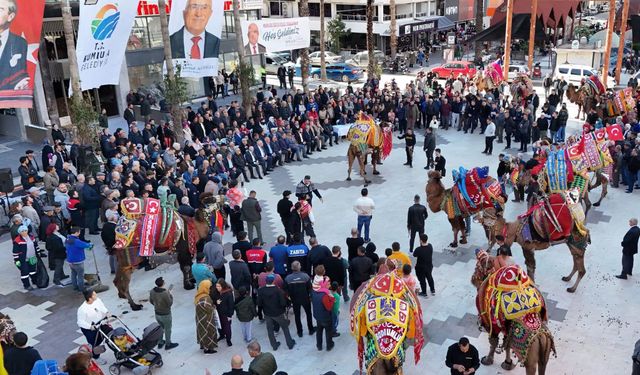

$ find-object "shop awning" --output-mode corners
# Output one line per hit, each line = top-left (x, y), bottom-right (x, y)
(436, 16), (455, 31)
(467, 14), (546, 42)
(490, 0), (582, 27)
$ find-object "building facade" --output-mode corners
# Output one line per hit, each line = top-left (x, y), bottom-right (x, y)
(0, 0), (260, 143)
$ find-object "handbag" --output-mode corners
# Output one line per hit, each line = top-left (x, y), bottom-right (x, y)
(34, 256), (50, 289)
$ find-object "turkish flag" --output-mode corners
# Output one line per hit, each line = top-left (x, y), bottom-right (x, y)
(594, 128), (606, 143)
(605, 124), (624, 141)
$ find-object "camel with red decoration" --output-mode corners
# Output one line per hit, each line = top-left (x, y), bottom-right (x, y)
(471, 257), (555, 374)
(426, 167), (507, 248)
(346, 112), (393, 187)
(113, 192), (223, 310)
(350, 270), (424, 374)
(477, 190), (590, 293)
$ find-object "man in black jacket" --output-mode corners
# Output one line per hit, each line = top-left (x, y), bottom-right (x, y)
(308, 237), (331, 275)
(413, 234), (435, 296)
(407, 195), (428, 252)
(616, 218), (640, 279)
(323, 246), (346, 291)
(277, 190), (293, 243)
(349, 246), (373, 291)
(257, 274), (296, 350)
(445, 337), (480, 375)
(101, 214), (118, 274)
(284, 261), (315, 337)
(4, 332), (41, 375)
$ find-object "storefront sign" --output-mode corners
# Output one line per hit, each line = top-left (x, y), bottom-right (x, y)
(445, 0), (474, 22)
(400, 20), (437, 36)
(444, 0), (459, 22)
(76, 0), (139, 91)
(240, 17), (310, 55)
(137, 0), (256, 15)
(0, 0), (46, 109)
(168, 0), (224, 77)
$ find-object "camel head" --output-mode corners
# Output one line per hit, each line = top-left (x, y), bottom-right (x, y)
(425, 170), (445, 212)
(471, 248), (494, 289)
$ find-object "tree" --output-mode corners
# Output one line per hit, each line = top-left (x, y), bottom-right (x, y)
(327, 18), (350, 55)
(39, 39), (60, 126)
(233, 0), (253, 117)
(62, 0), (98, 146)
(390, 0), (397, 60)
(299, 0), (311, 94)
(319, 0), (327, 81)
(474, 0), (484, 59)
(366, 0), (375, 79)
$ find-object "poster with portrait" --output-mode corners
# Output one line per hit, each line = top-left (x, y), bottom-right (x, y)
(168, 0), (224, 78)
(0, 0), (45, 109)
(75, 0), (139, 91)
(241, 17), (310, 55)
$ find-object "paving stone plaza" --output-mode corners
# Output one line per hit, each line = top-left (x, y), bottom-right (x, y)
(0, 81), (638, 375)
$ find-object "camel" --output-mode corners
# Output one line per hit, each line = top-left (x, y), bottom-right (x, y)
(113, 192), (222, 310)
(345, 113), (392, 186)
(471, 260), (555, 374)
(587, 170), (609, 208)
(566, 84), (599, 120)
(478, 205), (590, 293)
(426, 170), (502, 248)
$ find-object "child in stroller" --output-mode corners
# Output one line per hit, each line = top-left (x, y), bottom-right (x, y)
(95, 316), (164, 375)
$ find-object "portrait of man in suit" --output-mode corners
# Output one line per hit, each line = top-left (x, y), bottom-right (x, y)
(170, 0), (220, 59)
(0, 0), (29, 91)
(244, 22), (266, 55)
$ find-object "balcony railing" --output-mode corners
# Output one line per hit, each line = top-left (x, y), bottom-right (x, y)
(382, 14), (411, 21)
(339, 14), (379, 21)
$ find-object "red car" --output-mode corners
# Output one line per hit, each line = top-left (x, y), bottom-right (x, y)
(430, 61), (477, 79)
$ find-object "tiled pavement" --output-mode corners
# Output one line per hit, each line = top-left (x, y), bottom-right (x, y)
(0, 77), (639, 375)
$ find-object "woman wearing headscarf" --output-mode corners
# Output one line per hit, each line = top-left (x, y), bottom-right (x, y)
(195, 280), (218, 354)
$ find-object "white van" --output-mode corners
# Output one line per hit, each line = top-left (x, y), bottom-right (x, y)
(554, 64), (599, 86)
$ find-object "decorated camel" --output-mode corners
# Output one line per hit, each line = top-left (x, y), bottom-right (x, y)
(113, 191), (224, 310)
(346, 112), (393, 186)
(350, 271), (424, 374)
(426, 167), (506, 248)
(477, 190), (590, 293)
(471, 256), (555, 374)
(510, 74), (535, 106)
(566, 84), (599, 120)
(474, 59), (504, 92)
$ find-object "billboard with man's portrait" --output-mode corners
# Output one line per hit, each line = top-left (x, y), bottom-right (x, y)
(0, 0), (45, 109)
(241, 18), (310, 55)
(168, 0), (224, 78)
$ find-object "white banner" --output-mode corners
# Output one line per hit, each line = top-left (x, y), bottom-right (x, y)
(241, 17), (310, 55)
(168, 0), (224, 77)
(76, 0), (139, 91)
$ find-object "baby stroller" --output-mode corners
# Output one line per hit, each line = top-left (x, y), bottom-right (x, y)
(94, 316), (164, 375)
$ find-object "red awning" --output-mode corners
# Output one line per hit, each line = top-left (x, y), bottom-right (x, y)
(491, 0), (582, 27)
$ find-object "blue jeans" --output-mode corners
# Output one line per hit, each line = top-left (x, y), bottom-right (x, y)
(332, 311), (339, 331)
(69, 262), (85, 291)
(556, 126), (565, 142)
(357, 215), (372, 241)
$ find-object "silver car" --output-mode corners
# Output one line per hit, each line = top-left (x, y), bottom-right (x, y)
(298, 51), (344, 66)
(346, 50), (385, 69)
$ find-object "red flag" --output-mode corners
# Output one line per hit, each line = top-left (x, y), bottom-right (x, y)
(594, 128), (606, 142)
(606, 124), (624, 141)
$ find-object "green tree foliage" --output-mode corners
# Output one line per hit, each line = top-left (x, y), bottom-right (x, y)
(327, 18), (350, 55)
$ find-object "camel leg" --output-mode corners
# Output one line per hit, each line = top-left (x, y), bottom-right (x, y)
(582, 194), (592, 218)
(565, 243), (587, 293)
(501, 339), (516, 370)
(538, 332), (553, 375)
(524, 331), (551, 375)
(114, 267), (143, 311)
(593, 176), (608, 206)
(347, 149), (354, 181)
(482, 335), (499, 365)
(449, 218), (459, 248)
(523, 247), (537, 282)
(358, 154), (371, 185)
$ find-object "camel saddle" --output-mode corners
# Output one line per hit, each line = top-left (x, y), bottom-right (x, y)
(114, 197), (185, 255)
(450, 167), (504, 216)
(477, 265), (547, 335)
(517, 193), (575, 242)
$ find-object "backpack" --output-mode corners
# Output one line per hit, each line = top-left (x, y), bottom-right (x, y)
(321, 293), (335, 312)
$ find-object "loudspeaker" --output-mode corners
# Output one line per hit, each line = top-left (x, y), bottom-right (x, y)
(0, 168), (13, 194)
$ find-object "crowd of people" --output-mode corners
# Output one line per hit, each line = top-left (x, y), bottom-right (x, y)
(5, 45), (640, 374)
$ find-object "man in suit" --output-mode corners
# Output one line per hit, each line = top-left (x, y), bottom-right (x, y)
(244, 145), (262, 179)
(0, 0), (29, 91)
(244, 23), (266, 55)
(170, 0), (220, 59)
(616, 218), (640, 279)
(407, 194), (428, 253)
(123, 104), (136, 125)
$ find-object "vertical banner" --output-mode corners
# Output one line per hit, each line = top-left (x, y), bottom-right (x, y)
(168, 0), (223, 77)
(139, 198), (160, 256)
(0, 0), (45, 109)
(76, 0), (138, 91)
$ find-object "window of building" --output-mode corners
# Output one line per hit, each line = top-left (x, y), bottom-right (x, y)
(270, 1), (283, 16)
(308, 3), (331, 17)
(129, 17), (151, 50)
(147, 17), (163, 48)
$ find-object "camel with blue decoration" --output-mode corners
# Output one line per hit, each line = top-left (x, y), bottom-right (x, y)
(426, 166), (507, 248)
(113, 191), (224, 310)
(471, 254), (556, 375)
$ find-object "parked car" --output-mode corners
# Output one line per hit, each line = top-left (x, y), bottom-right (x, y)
(554, 64), (612, 88)
(430, 61), (477, 79)
(309, 63), (363, 82)
(507, 64), (530, 80)
(346, 50), (385, 69)
(265, 54), (295, 75)
(268, 51), (292, 62)
(297, 51), (344, 66)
